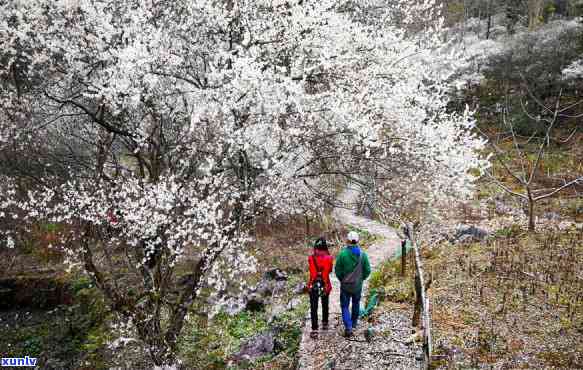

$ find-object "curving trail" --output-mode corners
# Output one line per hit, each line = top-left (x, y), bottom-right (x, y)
(297, 185), (416, 369)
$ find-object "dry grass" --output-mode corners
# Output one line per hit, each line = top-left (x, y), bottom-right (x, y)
(251, 215), (350, 275)
(426, 228), (583, 368)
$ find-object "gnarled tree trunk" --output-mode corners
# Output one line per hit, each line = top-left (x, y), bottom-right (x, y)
(528, 0), (545, 30)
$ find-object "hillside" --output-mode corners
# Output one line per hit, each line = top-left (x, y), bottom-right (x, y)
(0, 1), (582, 369)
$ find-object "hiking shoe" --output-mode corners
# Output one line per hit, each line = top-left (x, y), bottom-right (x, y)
(310, 331), (318, 339)
(322, 322), (329, 331)
(344, 329), (353, 338)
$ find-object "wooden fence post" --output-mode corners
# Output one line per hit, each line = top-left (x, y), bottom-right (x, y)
(407, 224), (432, 370)
(401, 239), (407, 277)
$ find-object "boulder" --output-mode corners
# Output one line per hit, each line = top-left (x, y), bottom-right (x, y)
(263, 269), (288, 281)
(245, 294), (266, 312)
(231, 331), (275, 363)
(293, 282), (307, 295)
(452, 224), (489, 244)
(267, 303), (286, 323)
(252, 276), (286, 297)
(542, 212), (561, 221)
(223, 298), (246, 315)
(43, 359), (68, 370)
(254, 280), (275, 296)
(241, 273), (288, 312)
(287, 297), (302, 310)
(494, 200), (513, 214)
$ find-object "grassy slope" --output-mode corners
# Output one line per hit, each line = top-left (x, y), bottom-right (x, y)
(429, 75), (583, 367)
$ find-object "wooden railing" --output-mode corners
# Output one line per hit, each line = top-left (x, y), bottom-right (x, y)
(403, 224), (432, 370)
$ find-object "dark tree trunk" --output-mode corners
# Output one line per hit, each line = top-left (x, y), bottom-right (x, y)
(527, 190), (536, 231)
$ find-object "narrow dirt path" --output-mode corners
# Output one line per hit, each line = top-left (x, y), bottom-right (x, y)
(297, 186), (418, 369)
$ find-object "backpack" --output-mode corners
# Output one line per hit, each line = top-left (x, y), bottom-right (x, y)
(341, 252), (363, 294)
(310, 255), (326, 298)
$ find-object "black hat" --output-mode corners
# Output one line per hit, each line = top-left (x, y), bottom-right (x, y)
(314, 237), (328, 250)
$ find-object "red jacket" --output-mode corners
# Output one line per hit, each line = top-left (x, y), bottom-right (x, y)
(308, 249), (334, 295)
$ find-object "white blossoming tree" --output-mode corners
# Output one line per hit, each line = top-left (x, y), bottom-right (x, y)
(563, 58), (583, 79)
(0, 0), (488, 365)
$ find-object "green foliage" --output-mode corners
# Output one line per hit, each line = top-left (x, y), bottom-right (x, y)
(368, 270), (385, 290)
(70, 275), (93, 294)
(494, 224), (524, 238)
(544, 3), (557, 19)
(80, 326), (109, 370)
(0, 274), (109, 369)
(369, 259), (414, 304)
(268, 299), (308, 363)
(22, 334), (42, 354)
(179, 293), (309, 369)
(41, 222), (59, 233)
(447, 2), (465, 19)
(506, 111), (547, 136)
(218, 311), (269, 341)
(180, 319), (228, 369)
(475, 79), (505, 109)
(180, 312), (261, 368)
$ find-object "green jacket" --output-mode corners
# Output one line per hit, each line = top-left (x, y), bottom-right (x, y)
(334, 245), (371, 292)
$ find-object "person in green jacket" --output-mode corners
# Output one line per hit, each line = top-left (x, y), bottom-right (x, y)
(334, 231), (371, 337)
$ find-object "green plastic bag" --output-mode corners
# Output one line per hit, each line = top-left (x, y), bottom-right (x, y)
(360, 288), (378, 317)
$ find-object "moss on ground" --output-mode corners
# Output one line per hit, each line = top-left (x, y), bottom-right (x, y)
(178, 289), (309, 369)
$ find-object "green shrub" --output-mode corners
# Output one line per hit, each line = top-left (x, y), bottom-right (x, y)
(495, 224), (524, 238)
(369, 259), (414, 304)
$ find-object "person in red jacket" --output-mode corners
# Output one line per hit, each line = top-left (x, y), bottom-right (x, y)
(307, 237), (334, 338)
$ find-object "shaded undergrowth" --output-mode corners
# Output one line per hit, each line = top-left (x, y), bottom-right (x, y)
(0, 274), (110, 370)
(178, 292), (309, 369)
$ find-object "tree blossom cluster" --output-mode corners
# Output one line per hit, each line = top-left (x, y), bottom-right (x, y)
(563, 59), (583, 80)
(449, 18), (582, 88)
(0, 0), (488, 365)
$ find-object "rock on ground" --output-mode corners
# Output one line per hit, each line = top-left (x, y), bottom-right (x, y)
(230, 331), (275, 363)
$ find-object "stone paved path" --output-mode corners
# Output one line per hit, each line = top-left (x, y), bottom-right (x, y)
(297, 185), (415, 369)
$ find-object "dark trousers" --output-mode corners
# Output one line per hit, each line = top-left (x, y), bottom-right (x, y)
(309, 289), (329, 330)
(340, 288), (361, 330)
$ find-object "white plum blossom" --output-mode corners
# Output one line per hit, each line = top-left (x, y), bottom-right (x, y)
(0, 0), (488, 365)
(563, 59), (583, 80)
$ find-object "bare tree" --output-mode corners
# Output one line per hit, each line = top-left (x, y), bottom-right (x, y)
(483, 86), (583, 231)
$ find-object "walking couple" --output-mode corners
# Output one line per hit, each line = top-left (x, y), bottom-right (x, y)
(307, 231), (371, 339)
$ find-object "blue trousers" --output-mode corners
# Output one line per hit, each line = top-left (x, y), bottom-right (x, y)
(340, 288), (361, 330)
